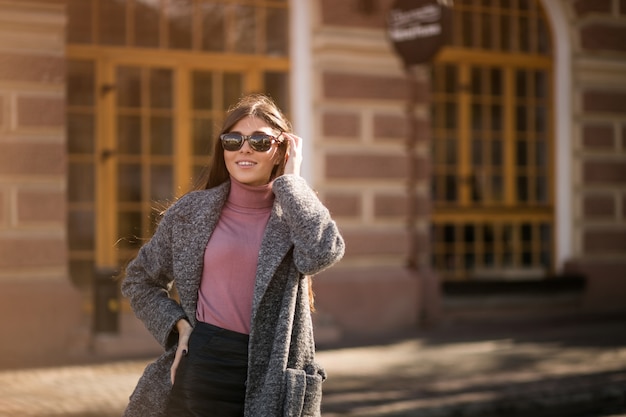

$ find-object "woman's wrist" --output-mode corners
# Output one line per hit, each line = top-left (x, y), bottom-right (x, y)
(176, 318), (191, 334)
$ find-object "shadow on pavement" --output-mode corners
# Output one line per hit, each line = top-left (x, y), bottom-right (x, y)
(319, 313), (626, 417)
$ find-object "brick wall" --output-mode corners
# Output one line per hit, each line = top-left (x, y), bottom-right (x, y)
(0, 1), (82, 368)
(310, 0), (427, 340)
(569, 0), (626, 310)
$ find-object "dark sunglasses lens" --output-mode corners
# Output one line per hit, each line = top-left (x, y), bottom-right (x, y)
(220, 134), (243, 151)
(248, 135), (272, 152)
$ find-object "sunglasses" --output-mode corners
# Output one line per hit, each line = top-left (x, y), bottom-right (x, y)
(220, 132), (282, 152)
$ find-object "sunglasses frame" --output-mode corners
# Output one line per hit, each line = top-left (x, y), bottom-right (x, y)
(220, 132), (283, 152)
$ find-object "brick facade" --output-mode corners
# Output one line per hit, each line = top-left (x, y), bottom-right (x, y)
(570, 0), (626, 309)
(0, 1), (82, 368)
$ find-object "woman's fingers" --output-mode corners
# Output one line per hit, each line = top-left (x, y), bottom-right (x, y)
(170, 344), (188, 385)
(282, 133), (302, 176)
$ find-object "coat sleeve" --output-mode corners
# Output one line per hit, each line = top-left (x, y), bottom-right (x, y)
(121, 208), (188, 349)
(272, 175), (345, 275)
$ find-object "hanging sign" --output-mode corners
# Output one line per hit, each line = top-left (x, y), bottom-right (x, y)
(387, 0), (453, 67)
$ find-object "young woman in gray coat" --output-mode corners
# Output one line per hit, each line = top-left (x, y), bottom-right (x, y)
(121, 94), (345, 417)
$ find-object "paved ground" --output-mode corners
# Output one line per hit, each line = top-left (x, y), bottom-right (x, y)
(1, 314), (625, 417)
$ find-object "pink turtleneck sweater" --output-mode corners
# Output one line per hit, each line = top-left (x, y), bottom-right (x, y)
(196, 178), (274, 335)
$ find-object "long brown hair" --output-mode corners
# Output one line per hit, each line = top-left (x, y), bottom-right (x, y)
(202, 93), (292, 190)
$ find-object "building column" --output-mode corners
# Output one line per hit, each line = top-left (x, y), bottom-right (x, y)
(0, 1), (84, 368)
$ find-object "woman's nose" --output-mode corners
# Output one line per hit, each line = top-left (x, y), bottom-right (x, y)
(239, 139), (253, 152)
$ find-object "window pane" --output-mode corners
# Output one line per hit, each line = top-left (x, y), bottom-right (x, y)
(536, 175), (547, 202)
(516, 140), (527, 166)
(471, 103), (482, 131)
(491, 139), (502, 166)
(490, 68), (502, 96)
(445, 138), (457, 164)
(491, 175), (503, 201)
(491, 105), (502, 131)
(68, 0), (93, 44)
(168, 0), (193, 49)
(445, 103), (457, 128)
(471, 67), (482, 95)
(444, 65), (457, 94)
(516, 106), (527, 131)
(537, 17), (550, 54)
(481, 12), (491, 49)
(516, 71), (527, 98)
(535, 106), (547, 132)
(150, 165), (173, 201)
(266, 7), (288, 56)
(445, 175), (457, 201)
(535, 71), (547, 98)
(192, 71), (213, 110)
(193, 118), (214, 156)
(150, 68), (173, 109)
(517, 176), (528, 202)
(134, 0), (160, 48)
(444, 224), (455, 243)
(462, 11), (473, 48)
(150, 116), (173, 155)
(68, 60), (95, 106)
(472, 139), (483, 166)
(519, 16), (529, 52)
(223, 73), (243, 109)
(500, 14), (511, 50)
(69, 163), (94, 203)
(233, 5), (256, 54)
(117, 67), (142, 108)
(264, 72), (289, 114)
(201, 3), (226, 52)
(118, 164), (142, 202)
(118, 115), (142, 155)
(117, 211), (142, 248)
(68, 114), (95, 154)
(464, 224), (475, 243)
(99, 0), (126, 45)
(536, 139), (547, 167)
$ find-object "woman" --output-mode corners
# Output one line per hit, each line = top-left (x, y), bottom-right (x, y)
(121, 94), (345, 417)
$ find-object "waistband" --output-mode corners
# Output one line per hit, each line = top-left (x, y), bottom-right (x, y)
(195, 321), (250, 343)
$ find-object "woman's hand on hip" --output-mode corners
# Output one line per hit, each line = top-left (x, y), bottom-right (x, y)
(282, 133), (302, 176)
(170, 319), (192, 385)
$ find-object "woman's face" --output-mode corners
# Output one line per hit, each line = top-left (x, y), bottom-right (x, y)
(223, 115), (283, 186)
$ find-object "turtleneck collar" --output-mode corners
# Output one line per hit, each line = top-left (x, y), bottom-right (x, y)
(227, 177), (275, 209)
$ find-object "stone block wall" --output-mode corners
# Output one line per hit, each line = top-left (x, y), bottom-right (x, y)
(0, 0), (82, 368)
(568, 0), (626, 310)
(310, 0), (424, 341)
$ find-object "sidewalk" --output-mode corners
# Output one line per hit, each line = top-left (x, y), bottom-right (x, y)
(0, 314), (625, 417)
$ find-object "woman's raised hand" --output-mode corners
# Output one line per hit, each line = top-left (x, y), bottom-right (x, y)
(281, 133), (302, 177)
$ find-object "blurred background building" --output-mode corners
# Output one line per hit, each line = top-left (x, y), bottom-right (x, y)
(0, 0), (625, 368)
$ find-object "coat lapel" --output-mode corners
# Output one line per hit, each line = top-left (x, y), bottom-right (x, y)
(250, 203), (294, 323)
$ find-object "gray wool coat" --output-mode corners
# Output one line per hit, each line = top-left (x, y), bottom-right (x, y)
(120, 174), (345, 417)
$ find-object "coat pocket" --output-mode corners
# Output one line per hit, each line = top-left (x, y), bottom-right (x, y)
(283, 367), (325, 417)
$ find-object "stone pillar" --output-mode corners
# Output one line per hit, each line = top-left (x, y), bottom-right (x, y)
(0, 1), (83, 368)
(566, 0), (626, 311)
(308, 0), (440, 342)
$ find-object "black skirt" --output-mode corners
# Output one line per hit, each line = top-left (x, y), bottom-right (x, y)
(166, 322), (250, 417)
